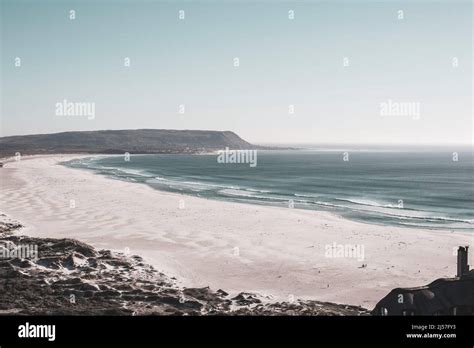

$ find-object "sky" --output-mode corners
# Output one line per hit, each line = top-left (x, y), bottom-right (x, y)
(1, 0), (472, 145)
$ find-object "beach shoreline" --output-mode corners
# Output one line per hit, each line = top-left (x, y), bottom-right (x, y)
(0, 154), (472, 308)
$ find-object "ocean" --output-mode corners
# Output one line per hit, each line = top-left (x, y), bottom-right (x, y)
(64, 148), (474, 231)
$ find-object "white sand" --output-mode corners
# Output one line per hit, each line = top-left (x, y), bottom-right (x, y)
(0, 155), (472, 308)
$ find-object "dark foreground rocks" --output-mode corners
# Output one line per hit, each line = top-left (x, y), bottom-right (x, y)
(0, 215), (369, 316)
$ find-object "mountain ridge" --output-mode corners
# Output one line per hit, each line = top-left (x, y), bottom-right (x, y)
(0, 129), (272, 156)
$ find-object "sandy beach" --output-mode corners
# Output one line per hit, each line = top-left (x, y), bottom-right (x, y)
(0, 155), (472, 308)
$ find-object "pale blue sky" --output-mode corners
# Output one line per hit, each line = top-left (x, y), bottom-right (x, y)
(1, 0), (472, 144)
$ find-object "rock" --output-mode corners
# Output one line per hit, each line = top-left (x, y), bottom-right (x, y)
(232, 292), (262, 306)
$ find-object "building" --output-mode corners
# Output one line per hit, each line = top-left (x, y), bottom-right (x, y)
(372, 246), (473, 316)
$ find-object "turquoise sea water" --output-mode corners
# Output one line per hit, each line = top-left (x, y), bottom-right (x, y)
(64, 149), (474, 231)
